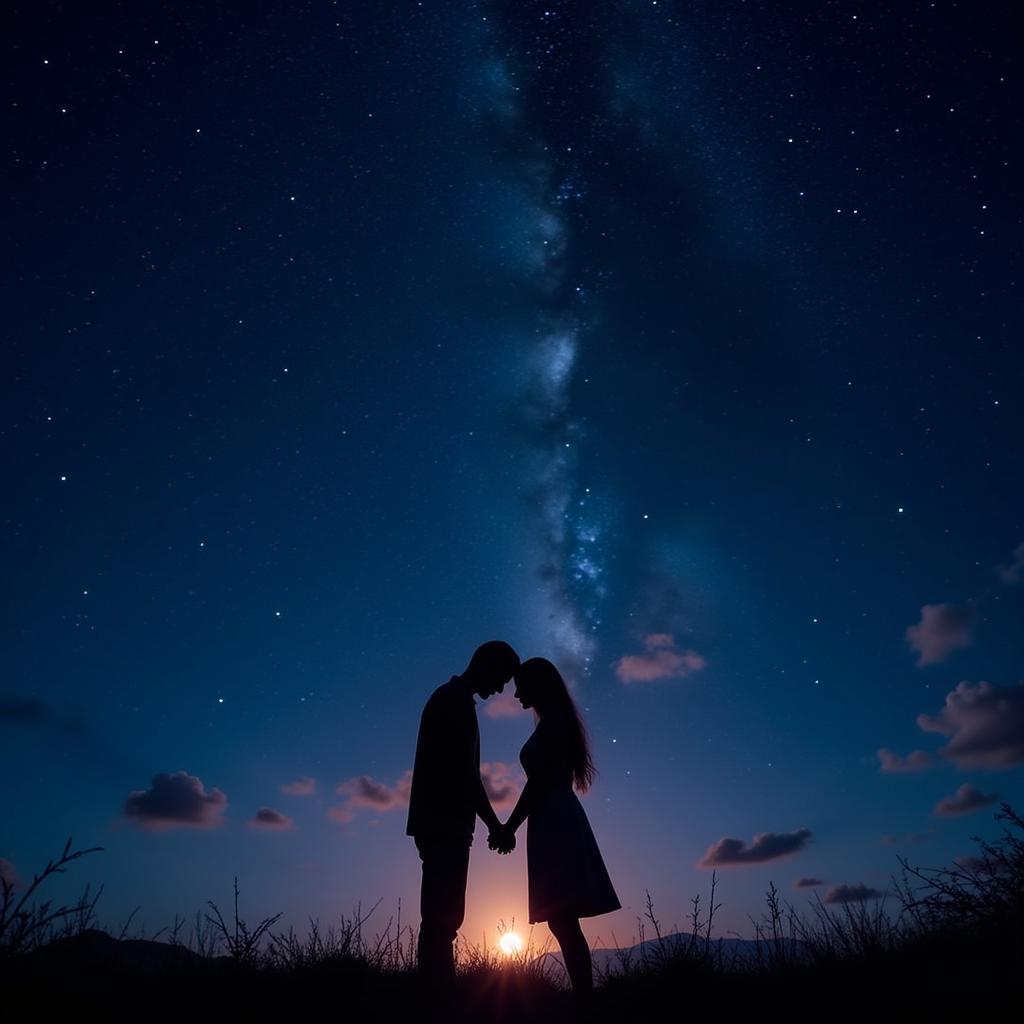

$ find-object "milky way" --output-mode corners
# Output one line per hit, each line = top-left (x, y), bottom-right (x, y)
(482, 3), (620, 680)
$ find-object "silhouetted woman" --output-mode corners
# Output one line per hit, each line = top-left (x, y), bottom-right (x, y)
(496, 657), (620, 995)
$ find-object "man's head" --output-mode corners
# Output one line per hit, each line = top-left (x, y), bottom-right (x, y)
(464, 640), (520, 699)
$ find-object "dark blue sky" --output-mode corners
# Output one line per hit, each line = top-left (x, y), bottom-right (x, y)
(4, 0), (1022, 946)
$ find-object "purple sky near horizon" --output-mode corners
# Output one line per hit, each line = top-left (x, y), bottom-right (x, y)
(3, 0), (1022, 949)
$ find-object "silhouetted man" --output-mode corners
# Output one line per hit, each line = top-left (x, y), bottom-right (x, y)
(406, 640), (520, 988)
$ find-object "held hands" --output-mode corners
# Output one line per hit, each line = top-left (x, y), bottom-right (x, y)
(488, 823), (516, 855)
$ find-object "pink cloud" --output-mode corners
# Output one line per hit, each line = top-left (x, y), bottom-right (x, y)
(876, 748), (932, 774)
(917, 680), (1024, 769)
(880, 831), (936, 847)
(934, 783), (998, 818)
(248, 807), (295, 831)
(905, 603), (974, 667)
(698, 828), (811, 867)
(480, 761), (523, 811)
(483, 690), (522, 719)
(328, 770), (412, 824)
(644, 633), (675, 649)
(123, 771), (227, 831)
(279, 777), (316, 796)
(997, 541), (1024, 585)
(327, 763), (522, 823)
(824, 884), (884, 904)
(794, 877), (824, 889)
(615, 634), (707, 684)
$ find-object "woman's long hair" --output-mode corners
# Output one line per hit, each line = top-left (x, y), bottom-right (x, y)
(519, 657), (596, 793)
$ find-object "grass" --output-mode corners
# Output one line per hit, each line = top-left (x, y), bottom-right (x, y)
(2, 805), (1020, 1020)
(0, 836), (104, 958)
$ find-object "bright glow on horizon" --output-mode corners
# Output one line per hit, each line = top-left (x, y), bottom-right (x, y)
(498, 931), (524, 956)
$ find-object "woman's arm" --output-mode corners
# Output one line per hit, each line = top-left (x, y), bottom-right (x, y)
(505, 719), (566, 835)
(503, 779), (536, 835)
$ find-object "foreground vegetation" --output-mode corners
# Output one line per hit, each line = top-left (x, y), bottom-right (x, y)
(2, 806), (1020, 1020)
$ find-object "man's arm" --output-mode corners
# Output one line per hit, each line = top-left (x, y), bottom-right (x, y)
(486, 780), (532, 854)
(471, 717), (501, 833)
(473, 775), (501, 834)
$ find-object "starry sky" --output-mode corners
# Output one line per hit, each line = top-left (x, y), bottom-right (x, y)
(4, 1), (1022, 949)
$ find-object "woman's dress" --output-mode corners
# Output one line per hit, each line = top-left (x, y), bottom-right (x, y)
(520, 717), (621, 924)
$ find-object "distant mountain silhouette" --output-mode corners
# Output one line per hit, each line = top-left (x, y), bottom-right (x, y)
(536, 932), (809, 977)
(19, 929), (232, 974)
(16, 927), (807, 980)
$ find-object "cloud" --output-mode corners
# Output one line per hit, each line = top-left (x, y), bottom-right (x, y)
(0, 857), (18, 888)
(0, 695), (87, 738)
(698, 828), (812, 868)
(480, 762), (523, 811)
(954, 855), (985, 872)
(880, 831), (937, 847)
(123, 772), (227, 830)
(954, 854), (1008, 876)
(280, 777), (316, 796)
(483, 690), (523, 719)
(644, 633), (675, 649)
(248, 808), (295, 831)
(327, 763), (522, 823)
(876, 748), (932, 774)
(996, 541), (1024, 585)
(0, 696), (50, 723)
(794, 877), (823, 889)
(328, 771), (412, 824)
(934, 783), (999, 818)
(824, 884), (885, 904)
(905, 604), (974, 667)
(615, 634), (707, 684)
(0, 694), (145, 779)
(917, 681), (1024, 769)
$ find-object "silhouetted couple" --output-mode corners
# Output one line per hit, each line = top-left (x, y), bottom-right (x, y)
(406, 640), (620, 1000)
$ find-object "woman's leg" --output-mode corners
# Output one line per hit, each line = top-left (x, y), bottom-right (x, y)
(548, 914), (593, 994)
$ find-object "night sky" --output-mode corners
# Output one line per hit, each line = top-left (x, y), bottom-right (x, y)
(4, 1), (1022, 949)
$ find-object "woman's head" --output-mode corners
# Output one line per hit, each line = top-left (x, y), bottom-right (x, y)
(513, 657), (595, 792)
